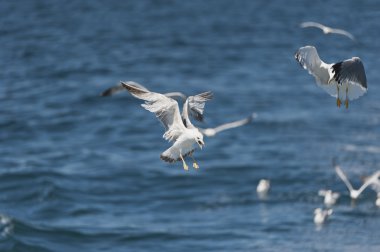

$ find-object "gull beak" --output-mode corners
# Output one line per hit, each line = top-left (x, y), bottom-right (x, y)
(197, 140), (204, 150)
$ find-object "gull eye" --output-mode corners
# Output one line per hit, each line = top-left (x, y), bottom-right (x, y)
(197, 140), (202, 145)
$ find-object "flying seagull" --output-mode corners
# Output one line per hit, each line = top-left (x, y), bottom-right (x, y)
(318, 189), (340, 207)
(295, 45), (367, 108)
(200, 113), (257, 137)
(335, 165), (380, 200)
(300, 21), (356, 41)
(122, 82), (212, 170)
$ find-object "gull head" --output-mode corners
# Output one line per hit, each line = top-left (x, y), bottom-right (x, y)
(193, 131), (205, 150)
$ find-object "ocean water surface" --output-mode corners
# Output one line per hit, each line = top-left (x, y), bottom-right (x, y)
(1, 0), (380, 251)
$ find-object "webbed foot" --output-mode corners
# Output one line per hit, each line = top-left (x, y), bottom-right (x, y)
(336, 98), (341, 108)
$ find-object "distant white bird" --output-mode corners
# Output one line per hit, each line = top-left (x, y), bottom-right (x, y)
(122, 82), (212, 170)
(295, 45), (367, 108)
(257, 179), (270, 195)
(314, 208), (333, 225)
(200, 113), (257, 137)
(300, 21), (356, 41)
(318, 189), (340, 207)
(335, 165), (380, 200)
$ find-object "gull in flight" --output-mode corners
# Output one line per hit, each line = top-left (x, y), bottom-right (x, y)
(314, 208), (333, 225)
(122, 82), (212, 170)
(335, 165), (380, 200)
(200, 113), (257, 137)
(318, 189), (340, 207)
(295, 45), (367, 108)
(300, 21), (356, 41)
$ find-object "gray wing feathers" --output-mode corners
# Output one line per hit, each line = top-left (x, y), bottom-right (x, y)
(331, 29), (356, 41)
(300, 21), (326, 29)
(100, 84), (126, 96)
(122, 82), (185, 142)
(101, 81), (149, 96)
(187, 91), (213, 122)
(181, 91), (212, 129)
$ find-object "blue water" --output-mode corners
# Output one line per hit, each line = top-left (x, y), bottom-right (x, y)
(1, 0), (380, 251)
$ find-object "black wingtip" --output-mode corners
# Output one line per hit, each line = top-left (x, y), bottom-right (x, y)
(331, 62), (343, 84)
(201, 91), (213, 100)
(100, 89), (112, 97)
(121, 81), (147, 95)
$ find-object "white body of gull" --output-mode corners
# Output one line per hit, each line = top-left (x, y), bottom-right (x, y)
(295, 46), (367, 108)
(200, 113), (257, 137)
(314, 208), (333, 225)
(122, 82), (212, 170)
(257, 179), (270, 194)
(300, 21), (356, 41)
(335, 165), (380, 200)
(318, 190), (340, 207)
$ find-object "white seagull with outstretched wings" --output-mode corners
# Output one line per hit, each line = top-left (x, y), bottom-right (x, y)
(300, 21), (356, 41)
(335, 165), (380, 200)
(122, 82), (212, 170)
(295, 45), (367, 108)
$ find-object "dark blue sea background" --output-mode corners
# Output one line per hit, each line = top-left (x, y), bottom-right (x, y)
(1, 0), (380, 251)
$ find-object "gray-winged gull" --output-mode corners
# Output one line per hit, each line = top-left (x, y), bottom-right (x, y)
(300, 21), (356, 41)
(122, 82), (212, 170)
(295, 45), (367, 108)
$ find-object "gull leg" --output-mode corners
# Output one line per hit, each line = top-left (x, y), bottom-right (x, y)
(345, 87), (349, 109)
(189, 154), (199, 169)
(336, 86), (341, 108)
(179, 152), (188, 171)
